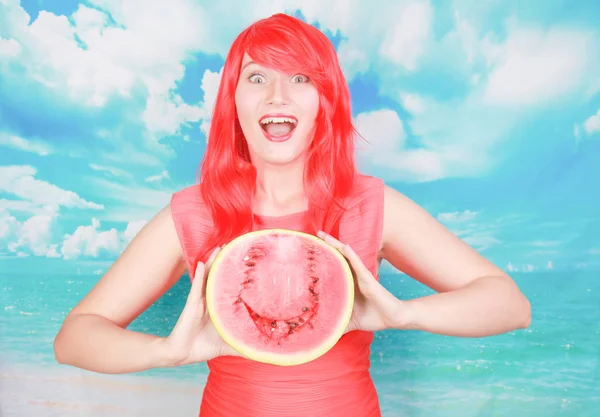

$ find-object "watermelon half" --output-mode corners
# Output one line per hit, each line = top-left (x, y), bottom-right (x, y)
(206, 229), (355, 366)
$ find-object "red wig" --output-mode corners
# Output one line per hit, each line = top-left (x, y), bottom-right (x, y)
(197, 13), (359, 262)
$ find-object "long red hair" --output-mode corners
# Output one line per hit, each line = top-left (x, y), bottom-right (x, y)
(197, 13), (359, 262)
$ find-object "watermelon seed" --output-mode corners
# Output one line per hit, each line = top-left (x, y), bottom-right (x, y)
(299, 318), (304, 323)
(312, 277), (319, 283)
(302, 307), (308, 312)
(271, 321), (277, 327)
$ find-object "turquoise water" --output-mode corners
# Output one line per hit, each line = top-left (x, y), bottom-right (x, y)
(2, 271), (599, 416)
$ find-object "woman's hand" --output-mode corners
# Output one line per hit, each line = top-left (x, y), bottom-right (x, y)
(317, 231), (407, 333)
(162, 246), (241, 366)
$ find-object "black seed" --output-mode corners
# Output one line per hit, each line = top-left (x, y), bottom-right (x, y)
(312, 277), (319, 283)
(271, 321), (277, 327)
(302, 307), (308, 312)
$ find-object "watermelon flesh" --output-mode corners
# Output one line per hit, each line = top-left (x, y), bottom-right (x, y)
(206, 229), (354, 366)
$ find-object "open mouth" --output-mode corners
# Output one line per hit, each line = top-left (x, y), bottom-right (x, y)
(259, 114), (298, 142)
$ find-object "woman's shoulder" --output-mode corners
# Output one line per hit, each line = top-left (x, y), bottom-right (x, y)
(353, 173), (413, 205)
(169, 183), (215, 228)
(170, 183), (206, 210)
(171, 182), (202, 202)
(347, 173), (385, 206)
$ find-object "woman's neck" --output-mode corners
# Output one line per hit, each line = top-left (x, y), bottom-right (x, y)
(253, 160), (307, 216)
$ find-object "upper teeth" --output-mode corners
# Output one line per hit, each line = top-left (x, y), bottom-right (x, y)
(260, 117), (297, 125)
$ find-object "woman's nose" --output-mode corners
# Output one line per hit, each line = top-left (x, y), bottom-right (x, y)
(266, 77), (290, 106)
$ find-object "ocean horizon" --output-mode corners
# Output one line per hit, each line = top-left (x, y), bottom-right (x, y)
(1, 270), (598, 416)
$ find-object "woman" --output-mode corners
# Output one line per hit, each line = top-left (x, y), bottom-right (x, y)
(54, 13), (531, 417)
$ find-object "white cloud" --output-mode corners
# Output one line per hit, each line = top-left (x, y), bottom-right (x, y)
(145, 170), (170, 183)
(61, 218), (122, 260)
(379, 1), (433, 71)
(0, 199), (41, 214)
(355, 109), (406, 152)
(582, 109), (600, 136)
(355, 109), (445, 182)
(367, 13), (599, 182)
(0, 165), (104, 210)
(399, 93), (426, 115)
(60, 217), (150, 260)
(437, 210), (478, 223)
(0, 132), (54, 156)
(199, 67), (223, 141)
(141, 92), (204, 137)
(87, 177), (172, 222)
(482, 28), (596, 107)
(123, 220), (147, 243)
(0, 36), (22, 57)
(327, 0), (435, 79)
(0, 206), (60, 257)
(0, 0), (215, 149)
(0, 202), (150, 260)
(353, 107), (474, 182)
(201, 67), (222, 116)
(0, 208), (20, 240)
(1, 1), (208, 103)
(530, 240), (561, 248)
(88, 163), (131, 178)
(462, 234), (500, 252)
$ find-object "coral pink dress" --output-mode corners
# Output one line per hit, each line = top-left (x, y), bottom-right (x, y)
(171, 174), (385, 417)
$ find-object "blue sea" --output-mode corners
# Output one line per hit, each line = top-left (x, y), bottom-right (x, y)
(1, 271), (599, 416)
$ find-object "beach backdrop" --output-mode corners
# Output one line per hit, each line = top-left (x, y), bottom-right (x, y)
(1, 0), (599, 416)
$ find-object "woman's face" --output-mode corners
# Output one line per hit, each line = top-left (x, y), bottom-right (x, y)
(235, 53), (320, 166)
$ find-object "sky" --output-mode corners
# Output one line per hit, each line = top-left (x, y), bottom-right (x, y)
(0, 0), (599, 276)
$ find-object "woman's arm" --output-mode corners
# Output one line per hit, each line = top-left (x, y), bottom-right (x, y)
(53, 204), (186, 373)
(380, 185), (531, 337)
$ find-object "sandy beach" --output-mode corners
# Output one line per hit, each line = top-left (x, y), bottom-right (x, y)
(0, 361), (207, 417)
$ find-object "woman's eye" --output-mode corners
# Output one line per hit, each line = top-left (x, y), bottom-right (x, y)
(292, 75), (308, 83)
(249, 74), (266, 83)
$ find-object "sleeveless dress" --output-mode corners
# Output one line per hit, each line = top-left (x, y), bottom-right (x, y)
(170, 174), (385, 417)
